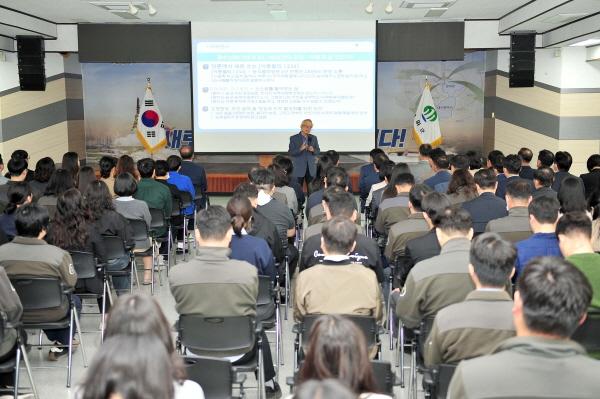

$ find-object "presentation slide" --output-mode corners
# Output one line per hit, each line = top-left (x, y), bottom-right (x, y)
(191, 21), (376, 152)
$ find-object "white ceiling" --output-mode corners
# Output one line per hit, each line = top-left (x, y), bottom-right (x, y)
(0, 0), (534, 23)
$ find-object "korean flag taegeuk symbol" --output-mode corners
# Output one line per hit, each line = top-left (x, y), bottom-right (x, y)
(136, 79), (167, 154)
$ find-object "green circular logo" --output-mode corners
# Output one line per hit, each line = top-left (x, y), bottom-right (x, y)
(422, 105), (438, 122)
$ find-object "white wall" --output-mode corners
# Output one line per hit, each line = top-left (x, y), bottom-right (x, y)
(0, 52), (67, 93)
(560, 46), (600, 88)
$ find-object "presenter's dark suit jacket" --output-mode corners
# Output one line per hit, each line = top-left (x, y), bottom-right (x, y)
(461, 192), (508, 234)
(288, 133), (320, 178)
(581, 169), (600, 198)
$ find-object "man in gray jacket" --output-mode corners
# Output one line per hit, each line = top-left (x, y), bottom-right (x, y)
(448, 256), (600, 398)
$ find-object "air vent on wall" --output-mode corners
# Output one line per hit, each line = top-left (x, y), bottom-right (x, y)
(425, 7), (448, 17)
(400, 0), (455, 8)
(89, 1), (147, 19)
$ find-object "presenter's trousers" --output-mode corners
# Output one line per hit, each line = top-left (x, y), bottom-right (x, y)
(296, 170), (313, 194)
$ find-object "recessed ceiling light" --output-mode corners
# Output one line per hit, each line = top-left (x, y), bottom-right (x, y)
(365, 1), (374, 14)
(128, 2), (139, 15)
(148, 3), (157, 16)
(569, 38), (600, 47)
(385, 1), (394, 14)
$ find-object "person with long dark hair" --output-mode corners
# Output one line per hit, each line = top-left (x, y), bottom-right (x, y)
(46, 188), (108, 312)
(61, 151), (80, 183)
(558, 176), (589, 215)
(309, 154), (334, 194)
(38, 169), (75, 219)
(298, 314), (390, 398)
(84, 180), (132, 293)
(81, 294), (204, 399)
(446, 169), (478, 204)
(0, 182), (32, 240)
(98, 156), (117, 198)
(30, 156), (55, 199)
(78, 165), (97, 195)
(115, 154), (139, 180)
(226, 195), (276, 281)
(270, 163), (298, 214)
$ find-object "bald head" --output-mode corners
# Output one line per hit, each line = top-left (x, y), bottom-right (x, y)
(179, 145), (194, 160)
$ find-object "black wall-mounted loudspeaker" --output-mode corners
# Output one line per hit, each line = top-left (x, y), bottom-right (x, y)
(17, 35), (46, 91)
(509, 32), (536, 88)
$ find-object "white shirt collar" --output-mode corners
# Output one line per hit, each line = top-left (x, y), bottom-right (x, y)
(115, 196), (135, 202)
(323, 255), (350, 262)
(257, 190), (272, 206)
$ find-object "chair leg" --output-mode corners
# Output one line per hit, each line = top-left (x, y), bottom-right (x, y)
(258, 343), (266, 399)
(183, 219), (188, 262)
(13, 344), (20, 399)
(151, 242), (156, 295)
(73, 309), (88, 368)
(66, 310), (74, 388)
(101, 279), (108, 342)
(166, 228), (172, 274)
(19, 343), (38, 399)
(132, 257), (140, 288)
(388, 293), (394, 350)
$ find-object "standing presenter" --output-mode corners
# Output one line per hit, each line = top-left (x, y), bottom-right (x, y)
(288, 119), (320, 191)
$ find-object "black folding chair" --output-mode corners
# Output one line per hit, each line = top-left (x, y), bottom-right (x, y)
(258, 276), (282, 377)
(177, 315), (266, 399)
(102, 235), (138, 293)
(423, 363), (457, 399)
(127, 219), (158, 295)
(572, 309), (600, 354)
(179, 192), (194, 261)
(69, 251), (110, 341)
(0, 316), (38, 398)
(170, 198), (183, 266)
(10, 277), (87, 388)
(293, 315), (380, 371)
(184, 356), (245, 399)
(149, 208), (172, 277)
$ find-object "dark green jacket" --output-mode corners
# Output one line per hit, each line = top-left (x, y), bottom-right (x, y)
(134, 178), (172, 236)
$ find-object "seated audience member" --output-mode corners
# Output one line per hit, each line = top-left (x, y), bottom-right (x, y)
(113, 173), (152, 284)
(556, 212), (600, 308)
(308, 154), (334, 195)
(448, 257), (600, 398)
(115, 154), (139, 180)
(466, 150), (484, 175)
(294, 379), (356, 399)
(580, 154), (600, 198)
(496, 154), (523, 200)
(518, 147), (535, 180)
(233, 182), (284, 263)
(134, 158), (172, 238)
(0, 182), (32, 240)
(273, 154), (305, 209)
(325, 150), (354, 193)
(359, 148), (388, 204)
(297, 315), (392, 398)
(154, 159), (184, 203)
(30, 157), (55, 199)
(306, 166), (349, 218)
(532, 167), (557, 200)
(537, 149), (555, 169)
(368, 160), (395, 218)
(446, 169), (478, 205)
(90, 294), (205, 399)
(408, 144), (434, 184)
(558, 176), (589, 215)
(424, 233), (516, 367)
(46, 189), (108, 312)
(6, 150), (34, 181)
(269, 163), (298, 215)
(385, 184), (432, 265)
(0, 264), (22, 390)
(300, 188), (383, 283)
(424, 149), (451, 191)
(168, 206), (279, 394)
(166, 155), (195, 216)
(251, 167), (298, 275)
(77, 165), (96, 195)
(486, 150), (504, 176)
(403, 192), (452, 269)
(395, 207), (475, 329)
(98, 156), (117, 198)
(433, 154), (469, 193)
(485, 179), (533, 242)
(552, 151), (576, 192)
(226, 195), (276, 281)
(589, 191), (600, 252)
(462, 168), (508, 234)
(514, 196), (562, 277)
(0, 203), (79, 361)
(374, 173), (414, 235)
(38, 169), (75, 219)
(366, 157), (392, 208)
(179, 145), (207, 209)
(0, 154), (6, 185)
(84, 181), (132, 293)
(62, 151), (80, 183)
(0, 157), (33, 205)
(294, 217), (383, 323)
(379, 163), (411, 203)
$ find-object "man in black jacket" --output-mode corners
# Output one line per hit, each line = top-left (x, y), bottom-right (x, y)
(580, 154), (600, 198)
(462, 168), (508, 234)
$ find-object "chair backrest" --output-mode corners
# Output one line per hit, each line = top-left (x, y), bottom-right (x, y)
(300, 314), (378, 348)
(371, 360), (395, 396)
(257, 275), (274, 306)
(171, 198), (182, 218)
(183, 356), (233, 399)
(101, 235), (128, 261)
(432, 363), (457, 399)
(149, 208), (167, 230)
(417, 315), (437, 367)
(572, 309), (600, 353)
(127, 219), (150, 250)
(69, 251), (98, 280)
(178, 315), (255, 357)
(10, 277), (65, 311)
(180, 192), (193, 209)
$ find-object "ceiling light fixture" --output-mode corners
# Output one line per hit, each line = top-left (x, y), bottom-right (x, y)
(365, 1), (374, 14)
(385, 1), (394, 13)
(128, 2), (139, 15)
(148, 3), (157, 16)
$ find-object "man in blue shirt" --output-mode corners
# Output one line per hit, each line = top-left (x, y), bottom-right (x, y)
(423, 149), (451, 191)
(166, 155), (195, 216)
(179, 145), (207, 208)
(359, 149), (387, 205)
(514, 196), (562, 276)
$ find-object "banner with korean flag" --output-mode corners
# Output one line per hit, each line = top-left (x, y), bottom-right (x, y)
(412, 83), (443, 147)
(136, 78), (168, 154)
